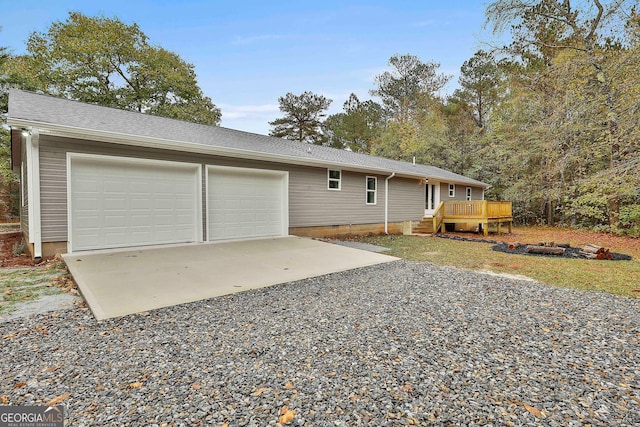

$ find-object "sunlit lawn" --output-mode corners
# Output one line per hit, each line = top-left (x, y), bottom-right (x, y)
(361, 226), (640, 298)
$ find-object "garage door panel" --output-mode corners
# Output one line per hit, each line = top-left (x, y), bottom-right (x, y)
(208, 167), (286, 241)
(70, 156), (200, 251)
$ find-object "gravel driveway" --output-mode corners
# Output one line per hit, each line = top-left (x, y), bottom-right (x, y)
(1, 260), (639, 426)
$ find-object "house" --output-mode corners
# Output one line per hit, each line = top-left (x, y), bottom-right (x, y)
(7, 89), (491, 259)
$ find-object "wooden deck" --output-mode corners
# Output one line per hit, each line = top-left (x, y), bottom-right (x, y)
(427, 200), (513, 236)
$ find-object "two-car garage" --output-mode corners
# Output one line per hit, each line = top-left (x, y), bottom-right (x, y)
(68, 154), (288, 252)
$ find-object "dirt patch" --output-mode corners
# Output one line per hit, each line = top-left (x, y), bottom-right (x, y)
(0, 232), (36, 267)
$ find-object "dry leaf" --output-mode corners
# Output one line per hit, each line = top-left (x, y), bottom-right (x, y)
(252, 387), (268, 396)
(191, 383), (201, 390)
(401, 383), (413, 394)
(95, 384), (105, 391)
(3, 334), (14, 340)
(0, 396), (7, 404)
(284, 381), (295, 390)
(278, 406), (296, 424)
(12, 382), (26, 390)
(44, 393), (70, 406)
(129, 382), (143, 389)
(524, 403), (542, 418)
(541, 327), (551, 332)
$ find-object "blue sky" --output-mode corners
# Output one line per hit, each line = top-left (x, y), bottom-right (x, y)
(1, 0), (503, 134)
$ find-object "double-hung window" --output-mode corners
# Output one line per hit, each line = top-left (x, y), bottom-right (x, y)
(466, 187), (472, 201)
(448, 183), (455, 197)
(366, 176), (377, 205)
(328, 169), (341, 190)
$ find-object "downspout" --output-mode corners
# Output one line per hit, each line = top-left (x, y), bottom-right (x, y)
(384, 172), (395, 234)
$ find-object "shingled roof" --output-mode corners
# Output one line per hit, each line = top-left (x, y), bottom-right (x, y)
(8, 89), (488, 188)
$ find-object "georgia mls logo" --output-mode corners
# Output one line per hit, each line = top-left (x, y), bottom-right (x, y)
(0, 405), (64, 427)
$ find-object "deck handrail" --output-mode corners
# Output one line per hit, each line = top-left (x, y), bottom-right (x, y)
(432, 201), (445, 233)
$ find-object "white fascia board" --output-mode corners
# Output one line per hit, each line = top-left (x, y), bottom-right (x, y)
(8, 118), (426, 180)
(426, 175), (490, 189)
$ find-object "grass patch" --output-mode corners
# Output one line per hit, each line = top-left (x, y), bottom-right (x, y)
(0, 262), (70, 315)
(361, 227), (640, 298)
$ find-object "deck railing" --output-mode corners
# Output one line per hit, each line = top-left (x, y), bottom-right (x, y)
(443, 200), (512, 219)
(431, 200), (512, 234)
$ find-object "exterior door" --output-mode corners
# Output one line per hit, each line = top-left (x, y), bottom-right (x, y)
(425, 180), (440, 217)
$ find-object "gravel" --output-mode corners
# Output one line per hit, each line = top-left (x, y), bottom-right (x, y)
(1, 260), (639, 426)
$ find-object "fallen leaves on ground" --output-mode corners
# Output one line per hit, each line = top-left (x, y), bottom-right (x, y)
(278, 406), (296, 424)
(44, 393), (70, 406)
(251, 387), (269, 396)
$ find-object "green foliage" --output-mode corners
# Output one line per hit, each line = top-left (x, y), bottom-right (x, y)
(4, 12), (220, 125)
(370, 53), (450, 121)
(457, 50), (502, 129)
(269, 91), (332, 145)
(324, 94), (385, 152)
(618, 204), (640, 237)
(480, 0), (640, 231)
(0, 37), (20, 220)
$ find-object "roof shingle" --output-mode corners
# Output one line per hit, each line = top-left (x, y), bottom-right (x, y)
(8, 89), (488, 187)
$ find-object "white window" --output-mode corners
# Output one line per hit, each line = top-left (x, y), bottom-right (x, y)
(328, 169), (341, 190)
(466, 187), (472, 201)
(448, 183), (455, 197)
(366, 176), (377, 205)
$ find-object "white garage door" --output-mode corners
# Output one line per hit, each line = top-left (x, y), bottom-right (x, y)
(69, 154), (201, 252)
(208, 166), (288, 241)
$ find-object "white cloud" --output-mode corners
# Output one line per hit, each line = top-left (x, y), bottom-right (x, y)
(220, 103), (280, 120)
(413, 19), (435, 27)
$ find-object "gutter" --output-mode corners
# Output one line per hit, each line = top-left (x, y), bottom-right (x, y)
(384, 172), (395, 234)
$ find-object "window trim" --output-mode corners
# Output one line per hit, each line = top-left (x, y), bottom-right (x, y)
(448, 183), (455, 198)
(327, 169), (341, 191)
(466, 187), (472, 201)
(366, 176), (377, 205)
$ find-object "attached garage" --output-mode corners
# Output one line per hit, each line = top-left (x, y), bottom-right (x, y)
(207, 166), (288, 241)
(68, 154), (202, 252)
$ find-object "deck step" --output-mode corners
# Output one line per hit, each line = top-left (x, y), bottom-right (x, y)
(412, 218), (434, 234)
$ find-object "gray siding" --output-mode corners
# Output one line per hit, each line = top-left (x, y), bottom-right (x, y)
(440, 182), (484, 202)
(388, 178), (425, 222)
(38, 136), (425, 242)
